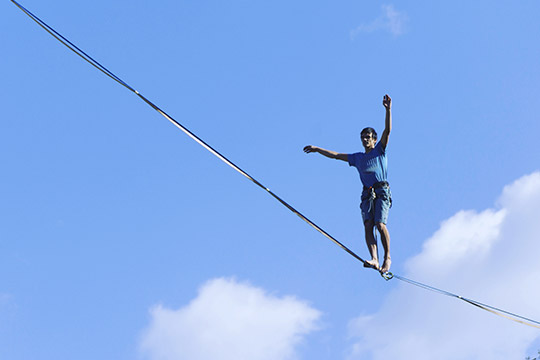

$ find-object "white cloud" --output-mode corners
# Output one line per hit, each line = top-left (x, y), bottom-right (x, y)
(351, 5), (408, 39)
(140, 277), (321, 360)
(347, 172), (540, 360)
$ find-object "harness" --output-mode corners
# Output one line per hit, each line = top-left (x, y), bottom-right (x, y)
(362, 181), (391, 216)
(362, 181), (390, 199)
(363, 180), (389, 191)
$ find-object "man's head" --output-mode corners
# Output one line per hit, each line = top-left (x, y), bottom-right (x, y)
(360, 127), (377, 150)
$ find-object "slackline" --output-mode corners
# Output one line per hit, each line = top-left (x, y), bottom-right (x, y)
(11, 0), (540, 330)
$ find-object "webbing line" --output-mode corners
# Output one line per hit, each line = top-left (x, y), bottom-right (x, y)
(392, 274), (540, 329)
(10, 0), (367, 267)
(10, 1), (133, 92)
(11, 0), (540, 330)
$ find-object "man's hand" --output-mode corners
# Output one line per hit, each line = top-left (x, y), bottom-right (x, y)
(383, 94), (392, 110)
(304, 145), (347, 161)
(380, 94), (392, 149)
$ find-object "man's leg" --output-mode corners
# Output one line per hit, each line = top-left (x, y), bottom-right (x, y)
(363, 219), (379, 269)
(376, 222), (391, 273)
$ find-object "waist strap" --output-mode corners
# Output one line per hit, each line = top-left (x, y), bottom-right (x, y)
(364, 181), (389, 191)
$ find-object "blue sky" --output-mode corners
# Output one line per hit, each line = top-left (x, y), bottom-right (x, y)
(2, 1), (540, 359)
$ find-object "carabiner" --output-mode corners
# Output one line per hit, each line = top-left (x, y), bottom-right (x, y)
(381, 271), (394, 281)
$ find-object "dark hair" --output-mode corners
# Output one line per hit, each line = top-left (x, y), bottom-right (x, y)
(361, 127), (377, 141)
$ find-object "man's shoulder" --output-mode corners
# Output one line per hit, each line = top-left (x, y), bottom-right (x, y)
(348, 151), (364, 160)
(347, 152), (364, 166)
(375, 141), (386, 154)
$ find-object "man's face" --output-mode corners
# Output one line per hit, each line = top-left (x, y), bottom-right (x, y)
(361, 132), (376, 149)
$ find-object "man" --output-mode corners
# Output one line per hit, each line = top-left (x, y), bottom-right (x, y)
(303, 94), (393, 273)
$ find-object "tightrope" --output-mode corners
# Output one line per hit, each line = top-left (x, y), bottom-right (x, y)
(11, 0), (540, 330)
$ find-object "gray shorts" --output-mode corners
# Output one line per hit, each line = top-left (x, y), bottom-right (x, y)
(360, 186), (392, 225)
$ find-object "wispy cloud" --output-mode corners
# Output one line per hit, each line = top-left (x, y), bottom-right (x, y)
(351, 5), (408, 39)
(346, 172), (540, 359)
(140, 277), (321, 360)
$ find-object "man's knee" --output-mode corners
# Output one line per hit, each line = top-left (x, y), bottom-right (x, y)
(375, 222), (387, 232)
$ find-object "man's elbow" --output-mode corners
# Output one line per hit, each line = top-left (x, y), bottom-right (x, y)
(336, 153), (348, 161)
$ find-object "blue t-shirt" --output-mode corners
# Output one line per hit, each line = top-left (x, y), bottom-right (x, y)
(348, 142), (388, 188)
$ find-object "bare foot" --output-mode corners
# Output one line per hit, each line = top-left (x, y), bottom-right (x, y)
(380, 258), (391, 273)
(363, 259), (380, 270)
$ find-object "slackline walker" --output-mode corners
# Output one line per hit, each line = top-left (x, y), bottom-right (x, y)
(11, 0), (540, 330)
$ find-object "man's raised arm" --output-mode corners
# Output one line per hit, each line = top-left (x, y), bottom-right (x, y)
(303, 145), (348, 162)
(380, 94), (392, 149)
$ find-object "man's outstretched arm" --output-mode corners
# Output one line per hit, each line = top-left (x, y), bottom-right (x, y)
(303, 145), (348, 162)
(380, 94), (392, 150)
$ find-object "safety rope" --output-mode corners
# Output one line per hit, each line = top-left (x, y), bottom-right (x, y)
(11, 0), (540, 330)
